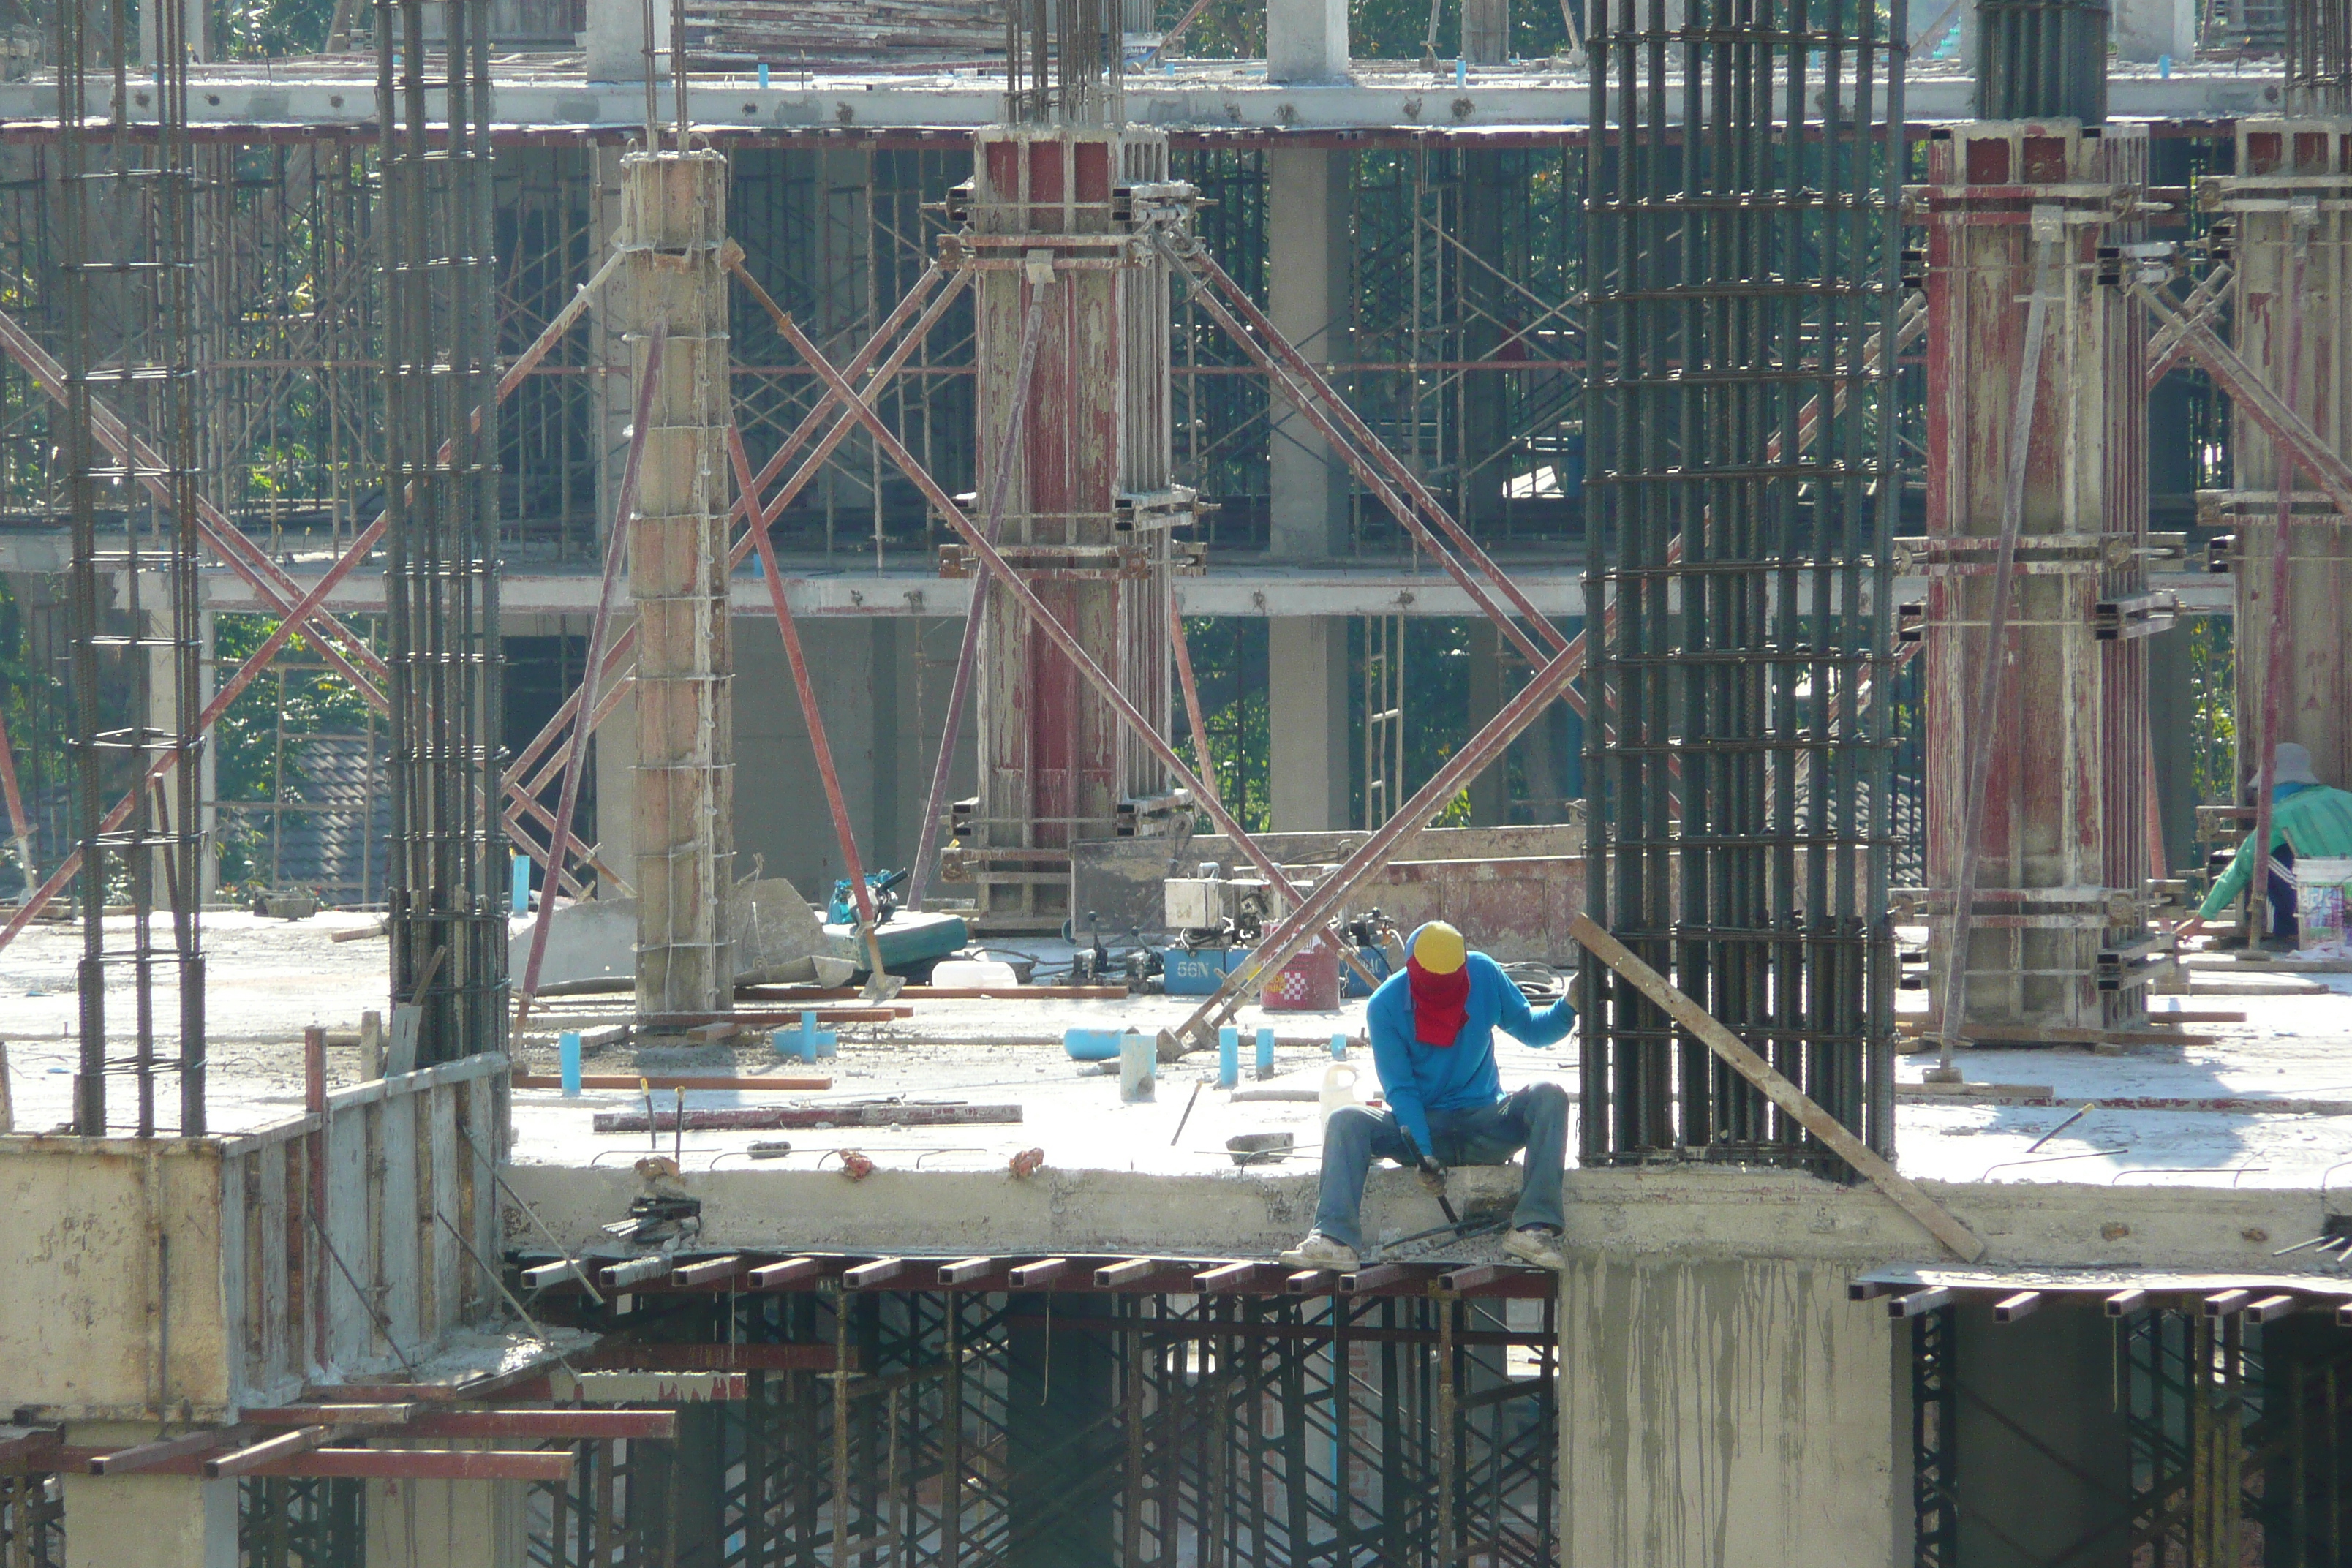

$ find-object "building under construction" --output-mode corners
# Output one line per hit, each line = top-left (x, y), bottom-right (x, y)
(3, 0), (2352, 1556)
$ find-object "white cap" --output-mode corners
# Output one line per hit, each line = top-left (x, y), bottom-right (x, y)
(2275, 742), (2321, 787)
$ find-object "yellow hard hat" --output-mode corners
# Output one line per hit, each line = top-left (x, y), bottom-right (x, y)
(1411, 921), (1467, 974)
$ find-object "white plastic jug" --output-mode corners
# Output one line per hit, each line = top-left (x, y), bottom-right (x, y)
(1320, 1061), (1360, 1123)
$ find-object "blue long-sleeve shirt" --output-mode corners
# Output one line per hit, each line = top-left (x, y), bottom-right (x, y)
(1365, 951), (1575, 1155)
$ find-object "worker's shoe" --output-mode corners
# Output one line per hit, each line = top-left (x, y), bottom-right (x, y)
(1502, 1225), (1568, 1272)
(2260, 933), (2300, 954)
(1280, 1232), (1360, 1272)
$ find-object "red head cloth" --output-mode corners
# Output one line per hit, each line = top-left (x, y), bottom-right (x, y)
(1406, 956), (1471, 1047)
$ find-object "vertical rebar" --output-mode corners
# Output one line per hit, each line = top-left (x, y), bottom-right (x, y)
(380, 0), (506, 1066)
(1583, 0), (1902, 1169)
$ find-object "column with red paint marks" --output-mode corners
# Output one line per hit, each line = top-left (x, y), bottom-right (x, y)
(954, 127), (1195, 932)
(1917, 121), (2155, 1036)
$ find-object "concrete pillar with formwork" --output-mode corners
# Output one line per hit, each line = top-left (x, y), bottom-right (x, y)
(1917, 120), (2156, 1039)
(1267, 0), (1349, 82)
(1267, 146), (1353, 560)
(1269, 617), (1352, 830)
(951, 127), (1196, 932)
(61, 1466), (237, 1567)
(618, 149), (735, 1018)
(2210, 120), (2352, 797)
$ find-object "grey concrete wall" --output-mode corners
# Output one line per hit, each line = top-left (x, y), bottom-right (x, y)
(1266, 148), (1352, 560)
(1559, 1258), (1904, 1568)
(1268, 616), (1352, 830)
(1950, 1298), (2131, 1567)
(731, 614), (973, 897)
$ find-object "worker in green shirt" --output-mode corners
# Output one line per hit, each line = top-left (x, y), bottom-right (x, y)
(2177, 743), (2352, 951)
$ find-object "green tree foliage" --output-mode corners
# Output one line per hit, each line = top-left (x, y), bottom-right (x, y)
(211, 611), (375, 889)
(215, 0), (340, 58)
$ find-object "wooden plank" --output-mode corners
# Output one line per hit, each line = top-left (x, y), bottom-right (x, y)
(429, 1085), (462, 1337)
(1341, 1264), (1413, 1293)
(254, 1448), (574, 1482)
(257, 1137), (291, 1392)
(511, 1074), (834, 1091)
(378, 1080), (421, 1357)
(206, 1426), (336, 1479)
(244, 1405), (418, 1427)
(671, 1254), (745, 1286)
(404, 1410), (679, 1441)
(90, 1428), (244, 1476)
(747, 1256), (823, 1288)
(843, 1257), (907, 1289)
(1571, 913), (1987, 1263)
(1192, 1262), (1259, 1291)
(323, 1092), (372, 1369)
(592, 1104), (1023, 1133)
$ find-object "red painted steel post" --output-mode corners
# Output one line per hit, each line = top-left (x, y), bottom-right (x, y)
(1920, 123), (2155, 1041)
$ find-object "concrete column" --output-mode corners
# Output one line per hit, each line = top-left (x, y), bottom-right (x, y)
(1266, 148), (1352, 559)
(1461, 0), (1508, 62)
(1466, 622), (1507, 824)
(364, 1471), (527, 1568)
(581, 0), (649, 80)
(1267, 0), (1349, 82)
(620, 151), (734, 1018)
(1269, 617), (1350, 831)
(1006, 1294), (1116, 1566)
(868, 619), (902, 869)
(1559, 1260), (1904, 1567)
(2109, 0), (2193, 61)
(61, 1470), (235, 1568)
(734, 617), (876, 897)
(137, 0), (208, 63)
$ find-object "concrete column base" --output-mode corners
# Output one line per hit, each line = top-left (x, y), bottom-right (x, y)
(365, 1472), (527, 1567)
(61, 1470), (237, 1568)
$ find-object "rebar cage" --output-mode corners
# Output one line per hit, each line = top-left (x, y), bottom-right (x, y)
(1579, 0), (1905, 1170)
(378, 0), (508, 1065)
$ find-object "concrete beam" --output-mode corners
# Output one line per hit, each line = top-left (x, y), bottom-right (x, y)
(0, 67), (2291, 135)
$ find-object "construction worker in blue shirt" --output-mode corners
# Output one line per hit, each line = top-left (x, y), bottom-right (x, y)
(1281, 921), (1575, 1274)
(2177, 743), (2352, 952)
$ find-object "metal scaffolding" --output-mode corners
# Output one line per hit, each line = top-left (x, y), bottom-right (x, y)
(528, 1276), (1558, 1567)
(1578, 0), (1904, 1169)
(58, 0), (208, 1134)
(378, 0), (508, 1063)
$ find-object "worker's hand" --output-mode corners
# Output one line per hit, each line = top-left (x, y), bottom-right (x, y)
(2173, 914), (2205, 943)
(1417, 1156), (1449, 1194)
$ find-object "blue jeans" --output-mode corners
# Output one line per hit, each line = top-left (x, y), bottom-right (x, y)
(1311, 1082), (1569, 1251)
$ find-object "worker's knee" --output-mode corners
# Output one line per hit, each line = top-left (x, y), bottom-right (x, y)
(1325, 1105), (1387, 1145)
(1523, 1081), (1569, 1115)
